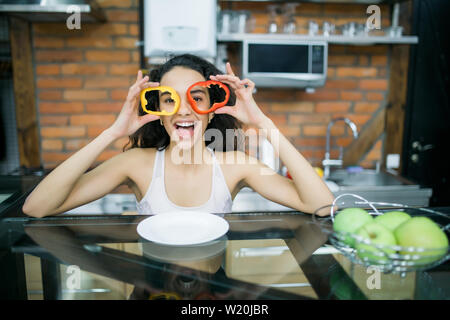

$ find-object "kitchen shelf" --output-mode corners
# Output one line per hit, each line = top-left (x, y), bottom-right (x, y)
(217, 33), (418, 45)
(0, 1), (106, 23)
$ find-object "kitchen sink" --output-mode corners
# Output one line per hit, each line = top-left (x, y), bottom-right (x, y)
(234, 168), (433, 210)
(325, 169), (432, 207)
(328, 169), (404, 187)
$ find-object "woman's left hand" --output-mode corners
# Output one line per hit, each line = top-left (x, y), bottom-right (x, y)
(210, 63), (268, 128)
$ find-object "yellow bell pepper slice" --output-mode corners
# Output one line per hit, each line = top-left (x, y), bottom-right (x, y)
(140, 86), (180, 116)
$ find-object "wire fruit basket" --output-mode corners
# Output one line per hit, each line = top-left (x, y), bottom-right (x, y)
(312, 194), (450, 275)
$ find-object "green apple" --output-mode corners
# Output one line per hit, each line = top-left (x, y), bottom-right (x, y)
(333, 207), (373, 247)
(394, 217), (449, 264)
(374, 211), (411, 232)
(355, 222), (397, 264)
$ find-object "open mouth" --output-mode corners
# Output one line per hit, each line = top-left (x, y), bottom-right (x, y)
(174, 121), (196, 139)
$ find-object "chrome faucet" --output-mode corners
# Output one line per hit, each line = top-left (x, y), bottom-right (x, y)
(322, 117), (359, 180)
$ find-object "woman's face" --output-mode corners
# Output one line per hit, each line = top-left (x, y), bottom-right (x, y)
(159, 66), (212, 150)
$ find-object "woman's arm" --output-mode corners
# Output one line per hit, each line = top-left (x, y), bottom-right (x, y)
(211, 63), (334, 215)
(242, 118), (334, 215)
(23, 130), (119, 217)
(23, 71), (160, 218)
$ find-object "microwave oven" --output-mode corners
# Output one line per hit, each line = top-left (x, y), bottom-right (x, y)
(242, 40), (328, 88)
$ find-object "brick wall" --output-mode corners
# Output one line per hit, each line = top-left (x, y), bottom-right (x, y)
(34, 0), (139, 168)
(33, 0), (391, 169)
(224, 1), (391, 168)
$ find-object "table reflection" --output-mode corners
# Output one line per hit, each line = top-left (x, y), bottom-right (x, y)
(21, 213), (327, 300)
(8, 212), (447, 300)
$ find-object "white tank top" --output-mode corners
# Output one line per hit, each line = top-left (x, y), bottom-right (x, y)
(136, 148), (233, 214)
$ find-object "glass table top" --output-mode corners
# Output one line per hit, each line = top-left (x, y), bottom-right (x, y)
(1, 212), (449, 300)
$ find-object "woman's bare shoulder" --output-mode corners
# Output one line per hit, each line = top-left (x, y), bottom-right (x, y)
(213, 150), (259, 181)
(214, 150), (257, 166)
(117, 148), (159, 195)
(120, 147), (158, 164)
(123, 148), (157, 158)
(108, 147), (158, 175)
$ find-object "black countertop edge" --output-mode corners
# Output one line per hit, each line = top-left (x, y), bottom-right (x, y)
(4, 207), (450, 222)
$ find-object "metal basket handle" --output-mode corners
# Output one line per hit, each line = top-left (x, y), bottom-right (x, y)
(330, 193), (381, 222)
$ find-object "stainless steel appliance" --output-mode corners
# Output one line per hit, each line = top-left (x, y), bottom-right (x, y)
(242, 39), (328, 88)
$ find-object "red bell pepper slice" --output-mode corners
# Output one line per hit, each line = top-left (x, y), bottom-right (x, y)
(187, 80), (230, 114)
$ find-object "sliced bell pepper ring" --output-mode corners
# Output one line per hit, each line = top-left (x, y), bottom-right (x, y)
(140, 86), (180, 116)
(187, 80), (230, 114)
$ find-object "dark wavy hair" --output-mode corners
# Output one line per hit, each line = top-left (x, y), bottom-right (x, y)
(123, 54), (243, 152)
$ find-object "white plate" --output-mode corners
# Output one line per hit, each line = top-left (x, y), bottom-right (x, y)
(137, 212), (229, 246)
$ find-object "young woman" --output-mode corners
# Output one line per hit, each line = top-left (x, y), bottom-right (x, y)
(22, 54), (334, 218)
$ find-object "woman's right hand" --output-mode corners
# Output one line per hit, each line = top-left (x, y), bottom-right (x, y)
(108, 70), (160, 139)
